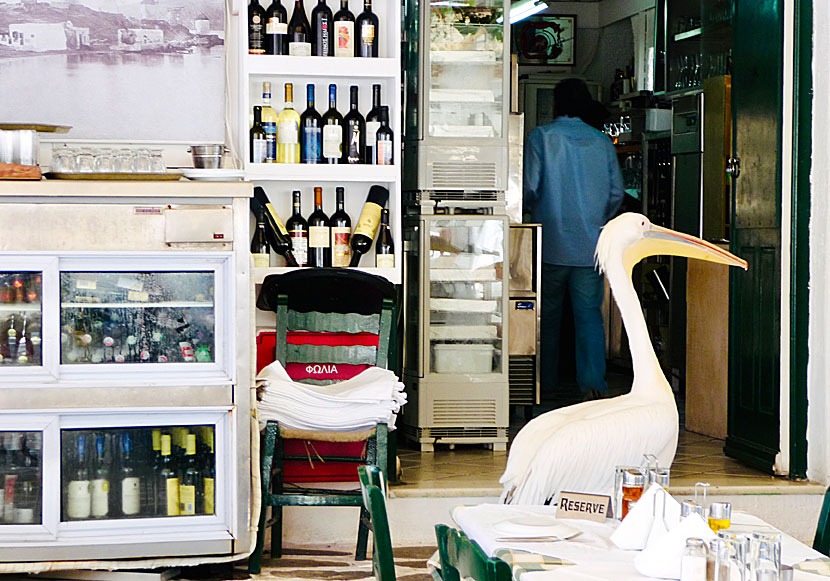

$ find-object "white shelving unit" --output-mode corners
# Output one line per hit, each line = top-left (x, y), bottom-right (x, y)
(236, 1), (402, 287)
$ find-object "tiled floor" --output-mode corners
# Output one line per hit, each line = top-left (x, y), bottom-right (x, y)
(392, 391), (821, 497)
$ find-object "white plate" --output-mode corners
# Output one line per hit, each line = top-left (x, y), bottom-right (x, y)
(180, 168), (245, 182)
(492, 515), (581, 539)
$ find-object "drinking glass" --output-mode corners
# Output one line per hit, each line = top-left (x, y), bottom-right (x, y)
(134, 148), (153, 173)
(114, 149), (135, 173)
(94, 149), (114, 173)
(750, 531), (781, 581)
(149, 149), (166, 173)
(52, 146), (76, 173)
(75, 148), (96, 173)
(718, 530), (751, 581)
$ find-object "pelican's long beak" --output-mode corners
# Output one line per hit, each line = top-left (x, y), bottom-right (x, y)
(624, 224), (749, 272)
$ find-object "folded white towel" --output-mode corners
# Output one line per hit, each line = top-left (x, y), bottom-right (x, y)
(257, 360), (407, 432)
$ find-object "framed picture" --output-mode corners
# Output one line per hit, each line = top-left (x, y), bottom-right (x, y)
(513, 15), (576, 66)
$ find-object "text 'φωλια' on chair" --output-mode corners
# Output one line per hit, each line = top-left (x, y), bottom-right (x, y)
(249, 268), (399, 574)
(434, 524), (512, 581)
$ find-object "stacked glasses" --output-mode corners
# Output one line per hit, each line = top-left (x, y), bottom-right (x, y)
(52, 146), (166, 174)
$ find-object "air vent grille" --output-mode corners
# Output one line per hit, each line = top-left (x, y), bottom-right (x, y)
(509, 356), (536, 406)
(433, 399), (497, 426)
(432, 162), (497, 189)
(426, 427), (502, 439)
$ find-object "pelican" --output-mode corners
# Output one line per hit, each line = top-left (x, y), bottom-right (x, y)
(499, 213), (748, 505)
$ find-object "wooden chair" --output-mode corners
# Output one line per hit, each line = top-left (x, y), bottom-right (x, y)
(249, 269), (398, 574)
(434, 524), (512, 581)
(814, 486), (830, 555)
(357, 465), (396, 581)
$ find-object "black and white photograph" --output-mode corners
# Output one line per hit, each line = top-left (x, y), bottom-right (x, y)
(0, 0), (225, 141)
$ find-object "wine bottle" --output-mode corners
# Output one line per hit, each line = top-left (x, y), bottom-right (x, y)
(67, 435), (91, 520)
(16, 316), (28, 364)
(91, 435), (109, 518)
(308, 186), (331, 268)
(251, 106), (268, 163)
(375, 208), (394, 268)
(286, 190), (309, 267)
(277, 83), (301, 163)
(300, 84), (322, 164)
(349, 185), (389, 266)
(179, 434), (201, 516)
(265, 0), (288, 55)
(365, 84), (382, 164)
(288, 0), (312, 56)
(120, 433), (140, 517)
(342, 85), (365, 164)
(330, 187), (351, 267)
(311, 0), (333, 56)
(202, 429), (215, 515)
(251, 206), (271, 267)
(159, 434), (179, 516)
(260, 82), (278, 163)
(333, 0), (354, 58)
(355, 0), (378, 57)
(375, 106), (394, 166)
(149, 429), (162, 515)
(252, 187), (299, 266)
(248, 0), (267, 54)
(321, 84), (343, 164)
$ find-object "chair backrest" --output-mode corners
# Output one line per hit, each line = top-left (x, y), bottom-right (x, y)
(258, 269), (397, 385)
(435, 524), (511, 581)
(814, 486), (830, 555)
(357, 465), (396, 581)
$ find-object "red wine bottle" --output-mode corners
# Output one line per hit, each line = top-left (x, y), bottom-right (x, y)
(265, 0), (288, 55)
(375, 106), (394, 166)
(321, 84), (343, 164)
(330, 186), (351, 267)
(286, 190), (309, 267)
(288, 0), (311, 56)
(333, 0), (354, 57)
(355, 0), (378, 57)
(365, 84), (382, 164)
(252, 187), (298, 267)
(311, 0), (333, 56)
(375, 208), (394, 268)
(307, 186), (331, 267)
(342, 85), (365, 164)
(349, 185), (389, 267)
(248, 0), (267, 54)
(300, 84), (322, 163)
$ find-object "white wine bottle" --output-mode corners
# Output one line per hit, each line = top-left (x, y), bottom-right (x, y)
(277, 83), (301, 163)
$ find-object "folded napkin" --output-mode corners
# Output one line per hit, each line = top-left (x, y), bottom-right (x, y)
(795, 557), (830, 577)
(610, 483), (681, 550)
(493, 548), (575, 581)
(633, 512), (717, 579)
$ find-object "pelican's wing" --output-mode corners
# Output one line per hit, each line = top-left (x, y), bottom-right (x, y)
(503, 399), (678, 505)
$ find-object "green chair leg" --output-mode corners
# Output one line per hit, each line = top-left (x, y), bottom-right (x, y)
(355, 505), (370, 560)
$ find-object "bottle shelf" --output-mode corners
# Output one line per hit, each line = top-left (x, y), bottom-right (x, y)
(0, 303), (40, 312)
(245, 163), (398, 183)
(61, 301), (213, 309)
(252, 266), (397, 285)
(247, 55), (398, 79)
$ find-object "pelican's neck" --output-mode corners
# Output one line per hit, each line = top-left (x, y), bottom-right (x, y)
(605, 260), (670, 397)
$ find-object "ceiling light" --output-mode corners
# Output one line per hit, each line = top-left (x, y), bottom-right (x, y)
(496, 0), (549, 25)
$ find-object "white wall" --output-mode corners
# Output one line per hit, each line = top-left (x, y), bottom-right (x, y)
(807, 1), (830, 485)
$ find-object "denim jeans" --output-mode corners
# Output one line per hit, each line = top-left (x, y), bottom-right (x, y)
(540, 264), (607, 394)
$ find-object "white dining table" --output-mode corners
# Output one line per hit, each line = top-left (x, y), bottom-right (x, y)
(452, 503), (828, 580)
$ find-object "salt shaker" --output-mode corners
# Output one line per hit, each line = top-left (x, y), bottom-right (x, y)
(681, 537), (708, 581)
(707, 538), (729, 581)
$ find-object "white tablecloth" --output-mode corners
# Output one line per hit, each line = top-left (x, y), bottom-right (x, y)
(452, 504), (827, 580)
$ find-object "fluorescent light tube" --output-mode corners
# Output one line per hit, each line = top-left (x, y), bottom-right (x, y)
(497, 0), (549, 25)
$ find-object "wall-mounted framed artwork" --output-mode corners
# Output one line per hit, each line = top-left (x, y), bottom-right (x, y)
(513, 15), (576, 66)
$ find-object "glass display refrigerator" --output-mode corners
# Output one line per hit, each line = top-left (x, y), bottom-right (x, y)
(402, 214), (509, 452)
(0, 181), (253, 569)
(403, 0), (510, 194)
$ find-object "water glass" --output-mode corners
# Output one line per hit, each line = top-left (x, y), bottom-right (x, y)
(94, 148), (114, 173)
(134, 148), (153, 173)
(52, 146), (76, 173)
(149, 149), (166, 173)
(750, 531), (781, 581)
(75, 148), (96, 173)
(114, 149), (135, 173)
(718, 530), (751, 581)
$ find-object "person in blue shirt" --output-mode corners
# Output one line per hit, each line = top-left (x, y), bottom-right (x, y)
(523, 78), (624, 401)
